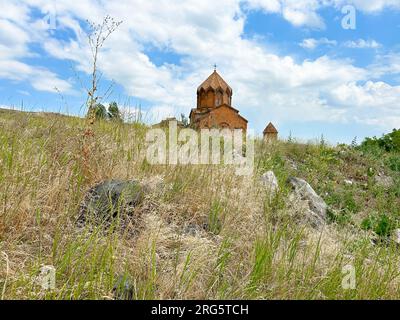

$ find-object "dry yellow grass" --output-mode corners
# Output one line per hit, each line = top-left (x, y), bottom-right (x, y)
(1, 109), (400, 300)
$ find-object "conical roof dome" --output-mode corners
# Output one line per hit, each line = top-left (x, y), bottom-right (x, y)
(264, 122), (278, 134)
(197, 70), (232, 93)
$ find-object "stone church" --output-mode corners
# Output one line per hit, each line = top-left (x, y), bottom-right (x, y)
(189, 69), (248, 131)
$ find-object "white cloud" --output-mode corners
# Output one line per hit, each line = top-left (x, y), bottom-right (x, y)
(330, 81), (400, 128)
(0, 0), (31, 24)
(332, 81), (400, 108)
(332, 0), (400, 13)
(0, 59), (73, 93)
(300, 37), (337, 49)
(369, 53), (400, 78)
(245, 0), (326, 28)
(359, 116), (400, 129)
(0, 1), (73, 93)
(0, 104), (16, 110)
(282, 3), (325, 28)
(245, 0), (400, 28)
(344, 39), (381, 49)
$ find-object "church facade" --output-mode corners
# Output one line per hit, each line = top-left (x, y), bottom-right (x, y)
(189, 70), (248, 131)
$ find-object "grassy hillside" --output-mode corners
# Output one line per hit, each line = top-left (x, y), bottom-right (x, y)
(0, 110), (399, 300)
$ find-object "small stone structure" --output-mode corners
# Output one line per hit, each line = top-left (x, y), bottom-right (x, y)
(263, 122), (278, 141)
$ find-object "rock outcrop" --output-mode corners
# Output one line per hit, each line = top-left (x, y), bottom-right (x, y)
(288, 177), (328, 229)
(375, 173), (394, 189)
(260, 171), (279, 196)
(79, 180), (145, 225)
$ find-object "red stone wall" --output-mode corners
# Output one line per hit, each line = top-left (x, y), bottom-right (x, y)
(197, 105), (247, 131)
(198, 89), (232, 109)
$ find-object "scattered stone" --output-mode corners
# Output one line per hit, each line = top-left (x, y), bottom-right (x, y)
(113, 275), (134, 300)
(183, 223), (207, 236)
(142, 175), (165, 195)
(288, 177), (328, 228)
(260, 171), (280, 195)
(374, 174), (394, 189)
(79, 180), (145, 225)
(287, 158), (298, 170)
(392, 229), (400, 245)
(344, 179), (353, 186)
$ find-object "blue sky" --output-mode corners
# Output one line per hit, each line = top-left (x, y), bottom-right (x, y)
(1, 0), (400, 144)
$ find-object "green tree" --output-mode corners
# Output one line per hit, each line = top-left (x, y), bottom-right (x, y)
(91, 103), (108, 120)
(108, 102), (122, 122)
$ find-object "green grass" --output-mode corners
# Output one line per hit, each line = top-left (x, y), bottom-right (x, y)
(0, 109), (400, 300)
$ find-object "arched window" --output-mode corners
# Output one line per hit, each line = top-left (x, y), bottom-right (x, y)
(215, 90), (223, 106)
(198, 89), (206, 108)
(226, 89), (232, 105)
(206, 89), (214, 108)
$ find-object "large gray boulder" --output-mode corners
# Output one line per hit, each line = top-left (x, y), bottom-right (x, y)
(374, 173), (394, 189)
(79, 180), (145, 225)
(288, 177), (328, 228)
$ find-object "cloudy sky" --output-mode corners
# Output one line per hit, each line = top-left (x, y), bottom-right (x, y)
(1, 0), (400, 143)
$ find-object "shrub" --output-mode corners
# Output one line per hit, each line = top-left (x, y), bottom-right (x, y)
(344, 192), (359, 213)
(360, 129), (400, 153)
(375, 214), (394, 238)
(361, 213), (396, 239)
(387, 155), (400, 172)
(328, 209), (351, 226)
